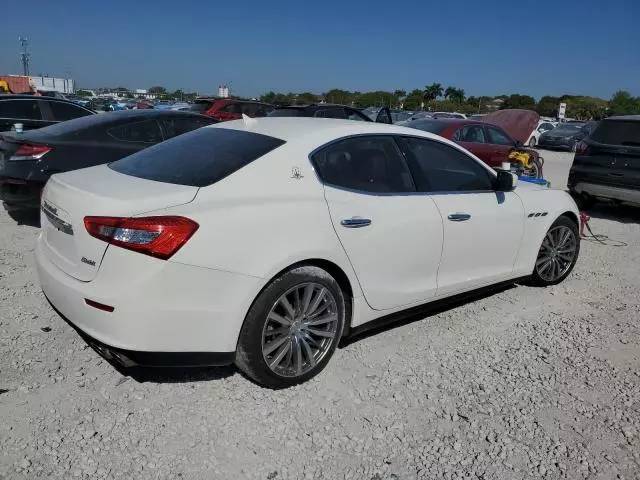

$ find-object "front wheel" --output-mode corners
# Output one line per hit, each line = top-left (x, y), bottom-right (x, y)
(235, 266), (346, 388)
(528, 137), (537, 148)
(530, 216), (580, 286)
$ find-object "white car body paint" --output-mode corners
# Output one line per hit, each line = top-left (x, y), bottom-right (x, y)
(36, 118), (580, 353)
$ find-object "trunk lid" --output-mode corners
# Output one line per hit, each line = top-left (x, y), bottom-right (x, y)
(40, 165), (198, 281)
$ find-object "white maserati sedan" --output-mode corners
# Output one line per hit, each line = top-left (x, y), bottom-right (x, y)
(35, 118), (580, 388)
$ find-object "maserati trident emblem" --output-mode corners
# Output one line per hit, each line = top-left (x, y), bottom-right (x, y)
(291, 166), (304, 180)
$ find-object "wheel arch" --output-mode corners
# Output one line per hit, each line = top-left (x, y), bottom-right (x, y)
(559, 210), (579, 227)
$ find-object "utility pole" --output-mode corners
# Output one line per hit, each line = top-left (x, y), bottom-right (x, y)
(19, 36), (30, 76)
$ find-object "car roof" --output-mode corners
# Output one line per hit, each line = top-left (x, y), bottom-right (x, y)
(0, 94), (82, 106)
(212, 117), (459, 145)
(274, 104), (353, 109)
(606, 115), (640, 121)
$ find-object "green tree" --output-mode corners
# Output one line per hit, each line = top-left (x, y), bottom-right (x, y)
(296, 92), (318, 104)
(565, 96), (608, 120)
(536, 96), (561, 117)
(500, 94), (536, 110)
(171, 89), (184, 100)
(403, 89), (425, 110)
(609, 90), (640, 116)
(260, 91), (277, 104)
(148, 86), (167, 95)
(449, 88), (465, 104)
(423, 83), (443, 105)
(324, 89), (352, 105)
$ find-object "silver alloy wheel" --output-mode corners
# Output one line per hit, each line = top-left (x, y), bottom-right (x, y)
(261, 282), (339, 378)
(535, 225), (578, 282)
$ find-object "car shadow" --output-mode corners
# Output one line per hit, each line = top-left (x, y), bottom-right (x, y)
(341, 282), (517, 347)
(3, 204), (40, 228)
(585, 203), (639, 225)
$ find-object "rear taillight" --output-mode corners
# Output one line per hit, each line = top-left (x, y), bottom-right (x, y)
(10, 144), (53, 161)
(84, 216), (199, 260)
(575, 141), (589, 155)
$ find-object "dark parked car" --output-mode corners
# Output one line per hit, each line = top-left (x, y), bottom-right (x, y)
(568, 115), (640, 208)
(269, 104), (393, 123)
(189, 98), (273, 122)
(538, 122), (598, 151)
(0, 94), (95, 132)
(0, 110), (216, 208)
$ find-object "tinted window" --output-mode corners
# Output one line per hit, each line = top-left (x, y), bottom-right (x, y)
(48, 101), (91, 121)
(397, 137), (494, 193)
(314, 108), (347, 119)
(539, 122), (554, 132)
(108, 119), (162, 143)
(453, 125), (487, 143)
(160, 117), (213, 140)
(240, 103), (259, 116)
(487, 126), (513, 145)
(268, 108), (310, 117)
(109, 127), (286, 187)
(0, 99), (42, 120)
(188, 101), (212, 113)
(311, 136), (414, 193)
(346, 109), (371, 122)
(221, 103), (242, 114)
(590, 120), (640, 146)
(406, 119), (448, 135)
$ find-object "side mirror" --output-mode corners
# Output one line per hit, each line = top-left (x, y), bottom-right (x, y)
(495, 170), (514, 192)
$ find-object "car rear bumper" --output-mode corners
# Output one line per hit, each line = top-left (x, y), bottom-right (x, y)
(0, 180), (42, 207)
(571, 182), (640, 205)
(35, 234), (266, 356)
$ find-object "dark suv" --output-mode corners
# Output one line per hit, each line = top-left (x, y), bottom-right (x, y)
(189, 98), (273, 122)
(568, 115), (640, 208)
(269, 104), (392, 123)
(0, 94), (95, 132)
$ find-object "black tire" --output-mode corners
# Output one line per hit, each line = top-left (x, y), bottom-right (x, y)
(530, 216), (580, 287)
(571, 191), (596, 210)
(235, 266), (346, 388)
(528, 137), (537, 148)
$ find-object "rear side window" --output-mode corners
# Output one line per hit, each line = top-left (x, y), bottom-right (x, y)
(188, 101), (212, 113)
(48, 101), (91, 121)
(108, 119), (163, 143)
(269, 108), (310, 117)
(160, 117), (213, 140)
(590, 120), (640, 146)
(0, 99), (43, 120)
(314, 108), (346, 119)
(109, 127), (286, 187)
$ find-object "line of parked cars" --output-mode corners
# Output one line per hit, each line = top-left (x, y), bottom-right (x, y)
(2, 87), (637, 387)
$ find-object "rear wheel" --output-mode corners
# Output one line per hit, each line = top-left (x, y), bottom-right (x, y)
(235, 266), (346, 388)
(528, 137), (537, 147)
(531, 216), (580, 286)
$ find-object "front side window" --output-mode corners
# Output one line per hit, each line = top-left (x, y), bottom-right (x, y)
(453, 125), (487, 143)
(346, 109), (371, 122)
(108, 119), (163, 143)
(311, 136), (414, 193)
(0, 99), (43, 120)
(49, 101), (91, 121)
(486, 126), (513, 145)
(397, 136), (494, 193)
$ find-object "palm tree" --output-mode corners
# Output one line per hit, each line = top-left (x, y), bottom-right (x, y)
(423, 83), (443, 108)
(444, 86), (456, 100)
(450, 88), (465, 104)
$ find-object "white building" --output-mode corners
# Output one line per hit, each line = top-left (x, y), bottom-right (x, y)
(217, 85), (230, 98)
(29, 76), (74, 94)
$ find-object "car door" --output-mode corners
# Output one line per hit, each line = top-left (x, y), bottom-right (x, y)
(312, 135), (443, 311)
(396, 136), (525, 297)
(485, 125), (515, 167)
(452, 124), (494, 163)
(375, 107), (393, 124)
(106, 119), (163, 158)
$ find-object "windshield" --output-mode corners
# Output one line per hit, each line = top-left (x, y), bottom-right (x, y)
(188, 101), (212, 112)
(553, 124), (584, 133)
(590, 119), (640, 146)
(109, 127), (286, 187)
(405, 119), (448, 134)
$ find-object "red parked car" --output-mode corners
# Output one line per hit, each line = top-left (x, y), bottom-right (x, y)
(189, 98), (274, 122)
(404, 109), (540, 169)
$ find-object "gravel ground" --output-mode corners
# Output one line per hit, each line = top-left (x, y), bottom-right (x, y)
(1, 151), (639, 479)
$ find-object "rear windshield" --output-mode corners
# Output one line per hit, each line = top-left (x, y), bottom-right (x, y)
(590, 119), (640, 146)
(109, 127), (286, 187)
(269, 108), (311, 117)
(9, 112), (101, 139)
(188, 101), (212, 113)
(406, 119), (448, 134)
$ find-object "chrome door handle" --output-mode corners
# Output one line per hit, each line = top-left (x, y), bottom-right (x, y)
(340, 218), (372, 228)
(447, 213), (471, 222)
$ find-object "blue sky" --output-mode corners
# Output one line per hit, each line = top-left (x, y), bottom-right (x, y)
(2, 0), (639, 100)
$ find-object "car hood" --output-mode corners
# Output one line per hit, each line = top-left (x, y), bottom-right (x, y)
(483, 109), (540, 143)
